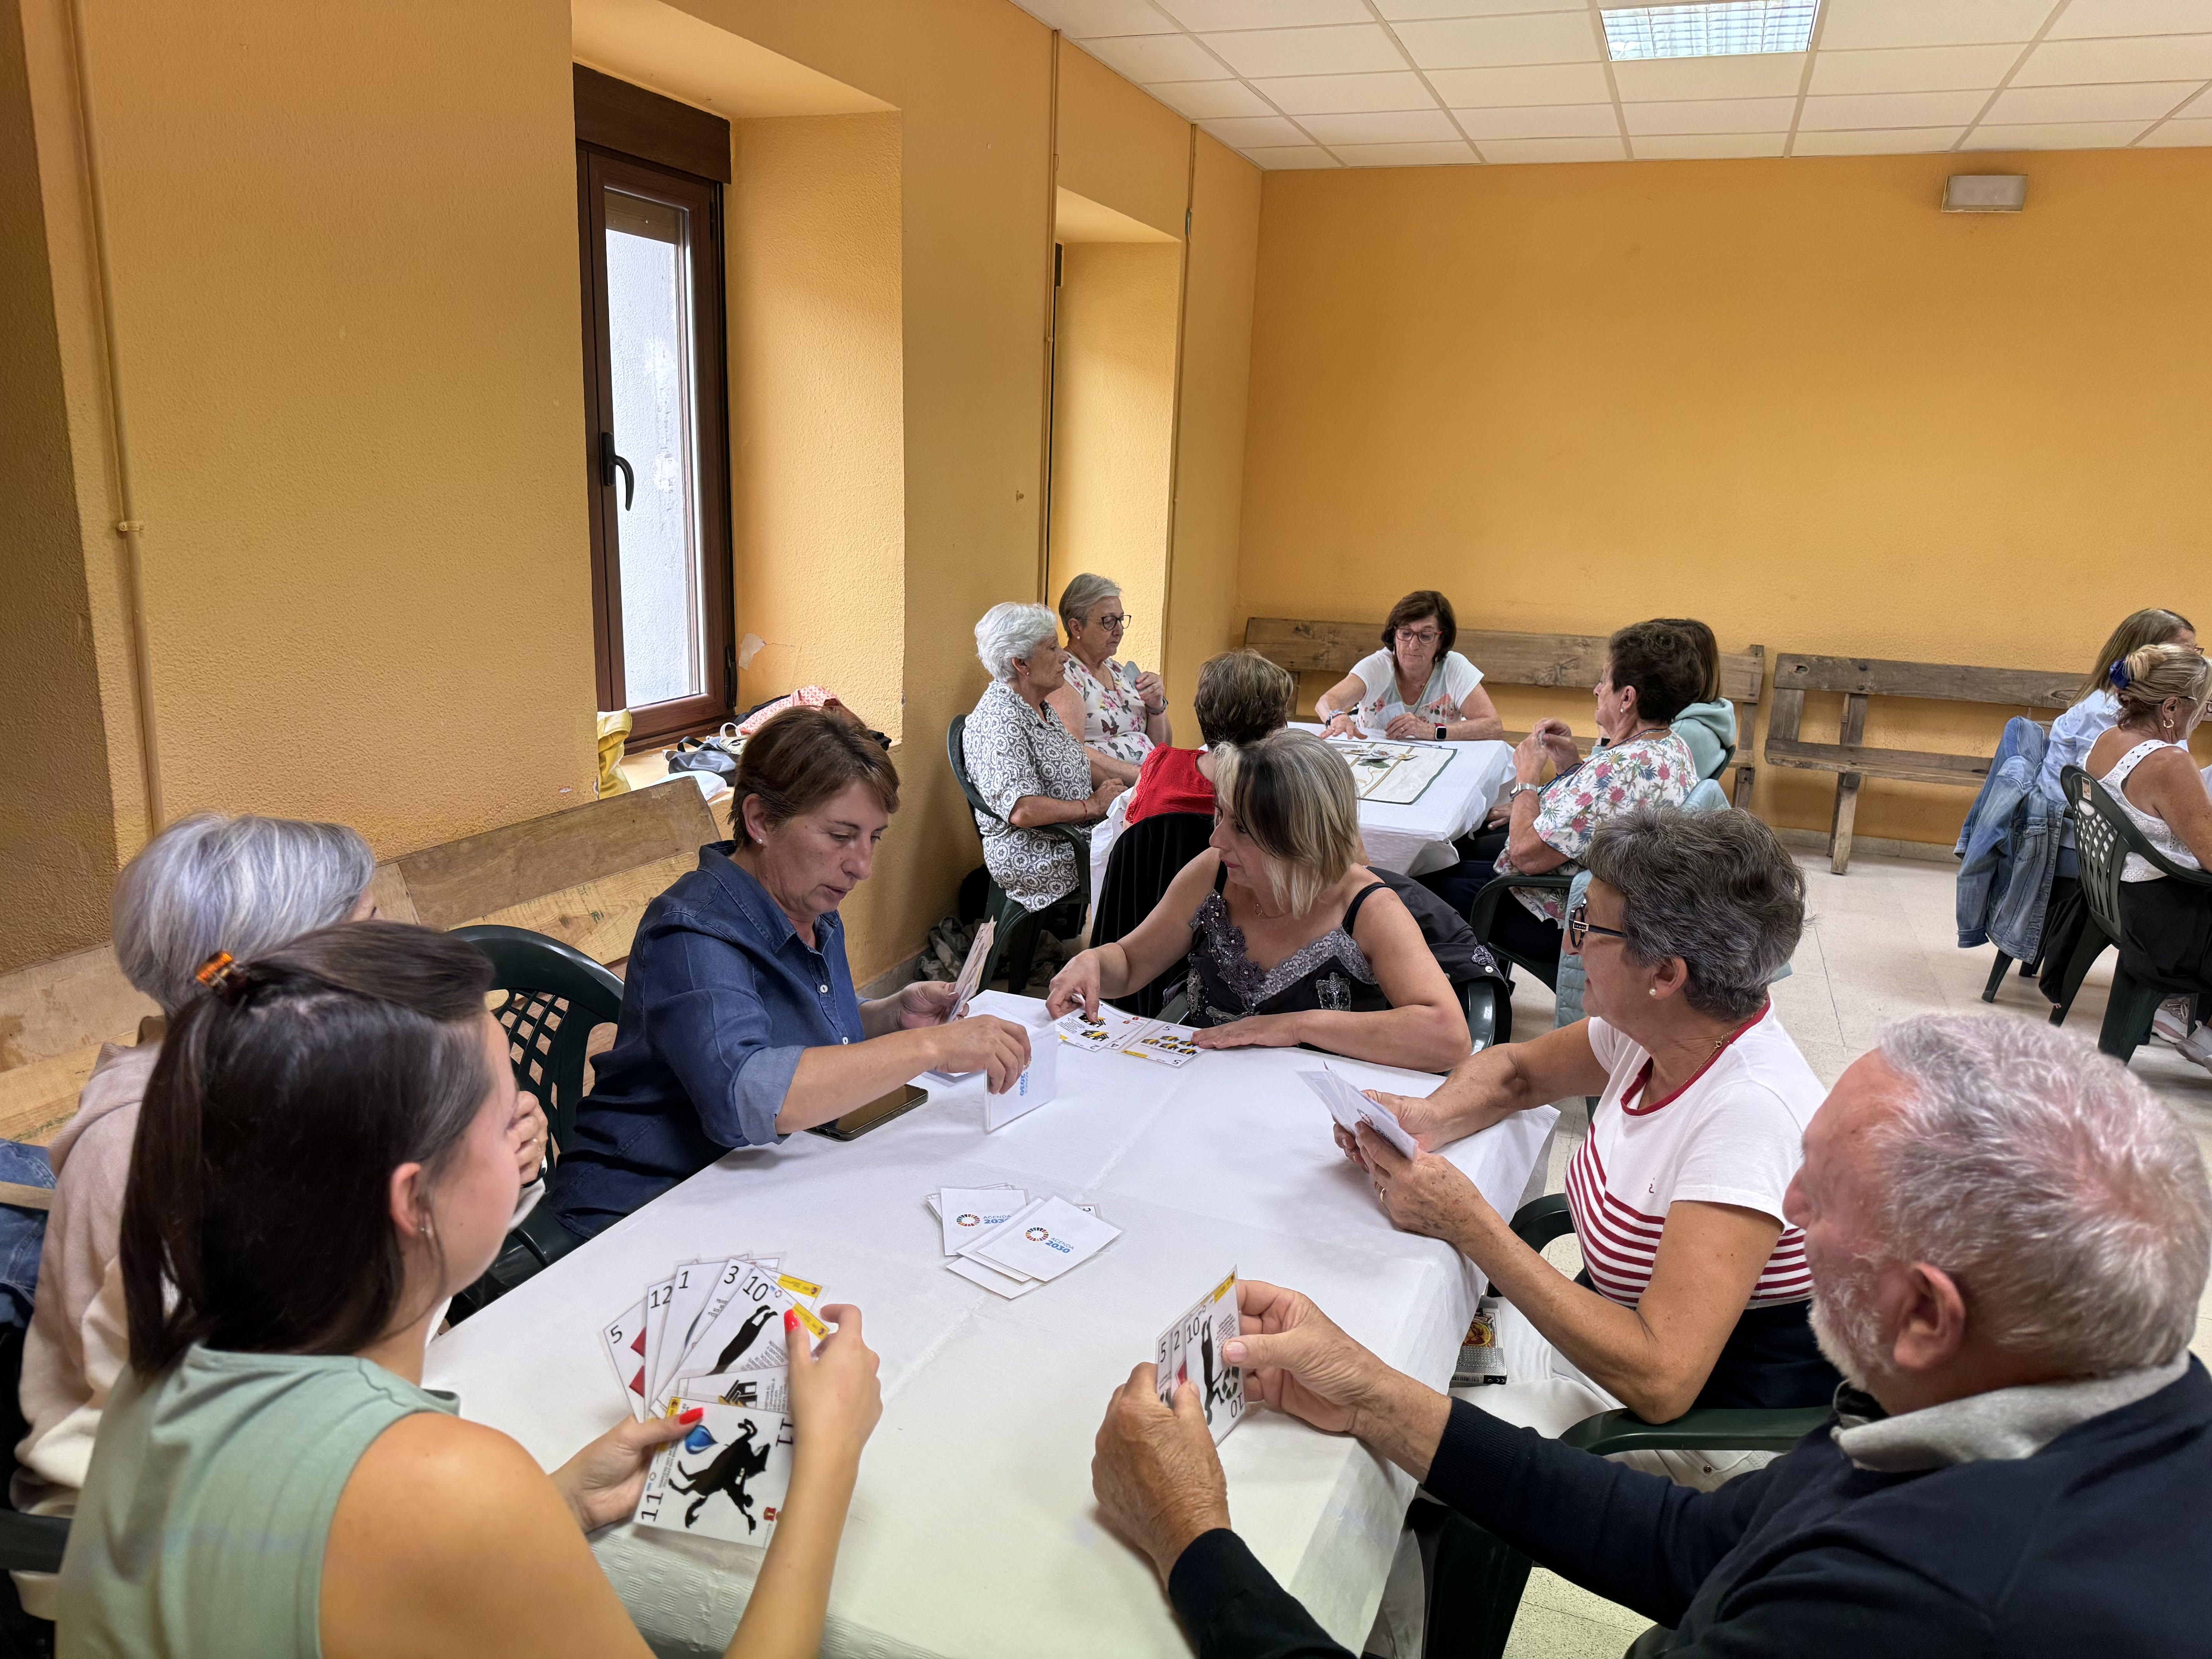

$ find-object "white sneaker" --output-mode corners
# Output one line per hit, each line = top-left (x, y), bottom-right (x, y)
(2154, 996), (2194, 1046)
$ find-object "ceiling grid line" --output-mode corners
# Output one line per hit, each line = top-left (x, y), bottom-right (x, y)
(2132, 76), (2212, 144)
(1951, 1), (2074, 154)
(1782, 0), (1836, 159)
(1359, 0), (1494, 166)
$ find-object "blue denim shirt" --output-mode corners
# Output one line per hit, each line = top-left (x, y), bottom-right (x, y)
(549, 844), (865, 1239)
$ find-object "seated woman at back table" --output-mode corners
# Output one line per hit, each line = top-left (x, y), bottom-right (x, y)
(1432, 618), (1706, 976)
(1355, 805), (1836, 1487)
(1122, 649), (1295, 830)
(2084, 642), (2212, 1070)
(1046, 572), (1172, 787)
(963, 601), (1127, 917)
(1314, 589), (1503, 742)
(550, 709), (1032, 1240)
(1586, 616), (1735, 782)
(60, 921), (882, 1659)
(1047, 730), (1470, 1072)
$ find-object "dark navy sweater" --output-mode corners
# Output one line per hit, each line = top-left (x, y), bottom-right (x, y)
(1169, 1359), (2212, 1657)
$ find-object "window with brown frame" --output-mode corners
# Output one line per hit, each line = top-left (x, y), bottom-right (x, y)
(575, 68), (734, 745)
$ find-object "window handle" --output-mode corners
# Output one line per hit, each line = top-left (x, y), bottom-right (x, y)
(599, 431), (634, 510)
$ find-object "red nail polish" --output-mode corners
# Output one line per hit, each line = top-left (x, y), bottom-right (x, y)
(783, 1310), (797, 1330)
(679, 1407), (704, 1424)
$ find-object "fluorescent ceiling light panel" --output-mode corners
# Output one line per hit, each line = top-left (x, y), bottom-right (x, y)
(1602, 2), (1817, 62)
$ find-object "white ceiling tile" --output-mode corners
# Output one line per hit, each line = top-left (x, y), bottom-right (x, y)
(1818, 0), (2058, 51)
(2139, 116), (2212, 143)
(1808, 44), (2022, 94)
(1790, 125), (1968, 153)
(1989, 79), (2200, 120)
(1335, 139), (1482, 165)
(2188, 84), (2212, 113)
(2013, 34), (2212, 84)
(1153, 0), (1367, 29)
(1452, 101), (1620, 138)
(1197, 114), (1314, 146)
(1622, 96), (1800, 133)
(1426, 61), (1613, 104)
(1198, 23), (1407, 77)
(1147, 79), (1277, 119)
(1393, 12), (1598, 69)
(1239, 144), (1344, 167)
(1300, 107), (1462, 143)
(1610, 52), (1807, 101)
(1076, 33), (1232, 81)
(2048, 0), (2212, 38)
(1478, 134), (1628, 162)
(1015, 0), (1177, 38)
(1632, 132), (1791, 157)
(1962, 119), (2154, 146)
(1799, 89), (1996, 128)
(1378, 0), (1584, 15)
(1252, 70), (1436, 113)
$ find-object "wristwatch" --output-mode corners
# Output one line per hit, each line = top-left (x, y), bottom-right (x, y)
(1435, 724), (1448, 741)
(1510, 782), (1544, 801)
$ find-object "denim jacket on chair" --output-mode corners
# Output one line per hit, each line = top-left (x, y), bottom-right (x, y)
(1955, 717), (2059, 961)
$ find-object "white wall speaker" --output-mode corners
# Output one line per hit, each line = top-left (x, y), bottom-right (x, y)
(1942, 175), (2027, 213)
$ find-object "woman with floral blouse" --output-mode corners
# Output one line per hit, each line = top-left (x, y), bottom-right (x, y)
(1047, 573), (1173, 788)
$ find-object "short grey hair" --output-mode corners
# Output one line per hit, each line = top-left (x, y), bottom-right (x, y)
(1582, 805), (1802, 1020)
(1870, 1015), (2211, 1377)
(975, 601), (1061, 683)
(113, 813), (376, 1015)
(1056, 572), (1121, 630)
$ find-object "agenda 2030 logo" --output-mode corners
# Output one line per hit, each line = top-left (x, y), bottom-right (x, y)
(1025, 1225), (1072, 1254)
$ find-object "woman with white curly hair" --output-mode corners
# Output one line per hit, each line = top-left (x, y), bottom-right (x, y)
(964, 601), (1125, 914)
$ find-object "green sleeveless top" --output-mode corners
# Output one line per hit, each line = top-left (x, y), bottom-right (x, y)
(58, 1345), (456, 1657)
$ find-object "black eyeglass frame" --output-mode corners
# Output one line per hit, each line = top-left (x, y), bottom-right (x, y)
(1566, 898), (1628, 952)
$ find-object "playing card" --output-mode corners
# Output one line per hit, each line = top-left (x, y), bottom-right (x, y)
(946, 1255), (1042, 1299)
(635, 1403), (794, 1546)
(601, 1298), (650, 1422)
(649, 1262), (721, 1403)
(1155, 1270), (1245, 1444)
(1054, 1007), (1149, 1052)
(935, 1187), (1028, 1257)
(676, 1264), (799, 1381)
(927, 1193), (1094, 1220)
(943, 919), (996, 1024)
(641, 1272), (679, 1417)
(659, 1364), (790, 1418)
(1300, 1065), (1419, 1160)
(969, 1195), (1121, 1283)
(1125, 1022), (1202, 1067)
(952, 1197), (1047, 1275)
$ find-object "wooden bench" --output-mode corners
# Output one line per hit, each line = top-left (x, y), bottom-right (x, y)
(1764, 654), (2076, 874)
(0, 781), (722, 1146)
(1244, 618), (1767, 811)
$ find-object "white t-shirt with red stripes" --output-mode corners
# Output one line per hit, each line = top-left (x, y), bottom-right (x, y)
(1564, 1005), (1823, 1310)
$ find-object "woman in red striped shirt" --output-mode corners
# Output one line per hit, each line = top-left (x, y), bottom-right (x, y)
(1352, 805), (1836, 1487)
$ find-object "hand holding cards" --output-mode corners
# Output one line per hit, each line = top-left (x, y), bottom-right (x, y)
(1299, 1065), (1419, 1159)
(1156, 1271), (1244, 1444)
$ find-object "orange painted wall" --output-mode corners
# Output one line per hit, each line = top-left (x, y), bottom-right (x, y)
(1233, 149), (2212, 845)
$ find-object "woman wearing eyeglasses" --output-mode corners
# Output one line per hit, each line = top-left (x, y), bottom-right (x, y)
(1346, 805), (1836, 1488)
(1047, 574), (1173, 788)
(1315, 590), (1503, 742)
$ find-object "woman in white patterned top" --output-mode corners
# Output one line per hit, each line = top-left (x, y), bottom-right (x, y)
(965, 602), (1126, 913)
(1047, 574), (1172, 786)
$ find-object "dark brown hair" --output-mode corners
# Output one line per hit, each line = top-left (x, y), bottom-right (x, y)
(733, 707), (900, 837)
(1606, 620), (1709, 727)
(122, 921), (495, 1374)
(1380, 591), (1456, 660)
(2079, 608), (2195, 704)
(1194, 651), (1295, 749)
(1650, 617), (1720, 705)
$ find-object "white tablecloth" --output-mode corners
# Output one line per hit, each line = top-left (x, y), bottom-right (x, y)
(424, 992), (1554, 1659)
(1291, 726), (1515, 878)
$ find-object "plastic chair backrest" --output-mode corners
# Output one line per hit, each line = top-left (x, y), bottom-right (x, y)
(946, 714), (1000, 826)
(452, 924), (625, 1158)
(2061, 764), (2212, 945)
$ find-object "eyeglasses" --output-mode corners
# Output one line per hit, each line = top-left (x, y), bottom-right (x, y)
(1091, 612), (1131, 632)
(1396, 627), (1441, 646)
(1565, 899), (1628, 952)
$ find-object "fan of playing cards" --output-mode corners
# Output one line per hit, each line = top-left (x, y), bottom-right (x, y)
(1054, 1006), (1204, 1068)
(602, 1255), (828, 1548)
(927, 1186), (1120, 1299)
(1157, 1270), (1245, 1445)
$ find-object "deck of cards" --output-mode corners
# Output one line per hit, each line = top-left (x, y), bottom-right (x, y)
(601, 1254), (826, 1425)
(1055, 1006), (1205, 1068)
(1300, 1064), (1419, 1159)
(1156, 1270), (1245, 1444)
(926, 1186), (1120, 1299)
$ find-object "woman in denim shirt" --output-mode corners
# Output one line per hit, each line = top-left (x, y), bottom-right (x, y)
(551, 710), (1033, 1239)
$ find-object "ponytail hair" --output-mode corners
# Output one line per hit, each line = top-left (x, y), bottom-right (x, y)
(122, 921), (495, 1374)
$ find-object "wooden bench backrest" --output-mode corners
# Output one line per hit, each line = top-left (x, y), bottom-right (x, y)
(1769, 654), (2075, 711)
(0, 782), (720, 1145)
(1243, 618), (1763, 705)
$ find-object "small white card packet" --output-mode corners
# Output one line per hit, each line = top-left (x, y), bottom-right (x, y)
(1300, 1065), (1420, 1160)
(935, 1187), (1029, 1256)
(946, 1255), (1041, 1299)
(969, 1195), (1122, 1283)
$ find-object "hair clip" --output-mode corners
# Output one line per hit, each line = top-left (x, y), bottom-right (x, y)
(2110, 660), (2131, 690)
(194, 951), (249, 1003)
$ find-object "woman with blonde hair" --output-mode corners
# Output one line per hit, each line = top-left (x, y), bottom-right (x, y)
(2085, 642), (2212, 1066)
(1047, 730), (1469, 1071)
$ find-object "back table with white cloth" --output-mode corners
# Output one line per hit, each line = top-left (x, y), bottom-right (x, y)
(1301, 726), (1513, 876)
(424, 989), (1553, 1658)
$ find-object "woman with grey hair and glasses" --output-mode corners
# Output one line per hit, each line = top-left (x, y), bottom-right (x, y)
(965, 602), (1127, 915)
(1046, 573), (1172, 787)
(12, 814), (547, 1616)
(1346, 805), (1837, 1487)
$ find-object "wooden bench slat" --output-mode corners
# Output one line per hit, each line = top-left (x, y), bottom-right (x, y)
(1764, 738), (1992, 786)
(1244, 619), (1762, 703)
(1772, 654), (2075, 709)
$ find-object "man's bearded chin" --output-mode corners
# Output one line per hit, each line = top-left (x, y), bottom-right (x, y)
(1808, 1261), (1887, 1393)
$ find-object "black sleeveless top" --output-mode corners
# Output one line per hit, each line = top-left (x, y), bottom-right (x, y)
(1183, 866), (1390, 1027)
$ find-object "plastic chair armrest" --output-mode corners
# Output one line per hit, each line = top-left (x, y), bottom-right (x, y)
(1466, 871), (1574, 938)
(0, 1508), (70, 1575)
(1509, 1192), (1574, 1252)
(1560, 1405), (1831, 1457)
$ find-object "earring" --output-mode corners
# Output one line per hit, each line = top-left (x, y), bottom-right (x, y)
(1649, 988), (1657, 997)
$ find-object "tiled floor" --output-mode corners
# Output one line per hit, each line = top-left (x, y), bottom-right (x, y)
(1495, 850), (2212, 1659)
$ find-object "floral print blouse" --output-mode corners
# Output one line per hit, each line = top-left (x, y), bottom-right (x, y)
(1063, 655), (1154, 766)
(964, 680), (1094, 912)
(1494, 729), (1696, 924)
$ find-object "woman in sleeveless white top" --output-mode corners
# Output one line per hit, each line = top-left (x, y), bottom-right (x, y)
(2098, 739), (2203, 881)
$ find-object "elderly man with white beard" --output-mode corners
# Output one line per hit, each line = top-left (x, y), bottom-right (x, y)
(1090, 1014), (2212, 1658)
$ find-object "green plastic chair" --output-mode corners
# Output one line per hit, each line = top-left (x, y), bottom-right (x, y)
(946, 714), (1091, 994)
(2058, 764), (2212, 1063)
(446, 924), (626, 1320)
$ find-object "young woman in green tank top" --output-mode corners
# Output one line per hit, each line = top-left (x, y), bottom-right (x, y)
(59, 922), (883, 1659)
